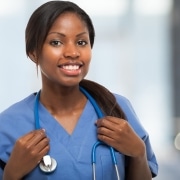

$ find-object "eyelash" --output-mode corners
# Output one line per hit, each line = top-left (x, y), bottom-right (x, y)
(50, 40), (62, 46)
(49, 40), (88, 47)
(77, 40), (88, 46)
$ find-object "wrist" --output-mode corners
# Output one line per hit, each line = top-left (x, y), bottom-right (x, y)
(134, 140), (146, 158)
(3, 164), (22, 180)
(130, 144), (147, 164)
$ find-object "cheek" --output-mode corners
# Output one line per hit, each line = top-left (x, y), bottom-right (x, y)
(41, 43), (63, 58)
(43, 47), (61, 59)
(38, 48), (60, 66)
(85, 49), (92, 64)
(38, 55), (55, 73)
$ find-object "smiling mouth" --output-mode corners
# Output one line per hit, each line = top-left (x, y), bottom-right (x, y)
(59, 64), (82, 71)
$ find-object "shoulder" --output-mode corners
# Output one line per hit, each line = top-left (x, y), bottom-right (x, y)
(113, 94), (132, 110)
(113, 93), (147, 137)
(0, 93), (37, 143)
(1, 93), (35, 115)
(113, 93), (137, 118)
(0, 93), (36, 126)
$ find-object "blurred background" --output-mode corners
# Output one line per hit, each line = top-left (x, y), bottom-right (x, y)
(0, 0), (179, 179)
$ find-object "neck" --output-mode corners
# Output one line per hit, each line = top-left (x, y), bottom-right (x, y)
(39, 86), (86, 114)
(37, 86), (87, 134)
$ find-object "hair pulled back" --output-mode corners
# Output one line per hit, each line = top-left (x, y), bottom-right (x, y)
(80, 79), (127, 120)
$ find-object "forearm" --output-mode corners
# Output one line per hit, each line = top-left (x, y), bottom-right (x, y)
(3, 174), (21, 180)
(125, 153), (152, 180)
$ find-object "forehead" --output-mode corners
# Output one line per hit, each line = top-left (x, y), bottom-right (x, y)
(49, 12), (88, 32)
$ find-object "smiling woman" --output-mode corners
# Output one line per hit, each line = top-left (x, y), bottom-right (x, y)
(27, 11), (92, 87)
(0, 1), (158, 180)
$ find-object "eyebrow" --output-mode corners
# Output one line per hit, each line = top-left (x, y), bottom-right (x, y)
(48, 32), (88, 37)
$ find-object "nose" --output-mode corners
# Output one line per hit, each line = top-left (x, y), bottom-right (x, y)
(64, 44), (80, 59)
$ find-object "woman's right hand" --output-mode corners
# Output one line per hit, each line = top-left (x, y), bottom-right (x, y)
(3, 129), (50, 180)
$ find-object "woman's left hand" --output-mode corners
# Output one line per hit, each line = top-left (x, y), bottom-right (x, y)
(96, 116), (145, 158)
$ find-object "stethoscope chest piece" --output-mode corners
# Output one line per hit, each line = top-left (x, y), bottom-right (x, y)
(39, 155), (57, 173)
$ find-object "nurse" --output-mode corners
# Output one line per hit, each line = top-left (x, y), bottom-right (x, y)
(0, 1), (158, 179)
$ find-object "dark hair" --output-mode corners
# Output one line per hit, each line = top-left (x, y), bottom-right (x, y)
(25, 1), (95, 58)
(80, 79), (127, 120)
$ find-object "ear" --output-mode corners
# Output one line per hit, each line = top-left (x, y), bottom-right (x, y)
(28, 51), (38, 64)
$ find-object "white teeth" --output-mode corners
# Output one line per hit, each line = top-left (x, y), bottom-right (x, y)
(62, 65), (79, 70)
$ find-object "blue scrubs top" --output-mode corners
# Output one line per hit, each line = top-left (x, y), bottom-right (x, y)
(0, 93), (158, 179)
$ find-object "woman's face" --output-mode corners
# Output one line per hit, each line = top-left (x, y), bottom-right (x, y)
(37, 12), (92, 88)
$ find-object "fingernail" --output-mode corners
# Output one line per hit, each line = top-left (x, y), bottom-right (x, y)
(42, 128), (46, 132)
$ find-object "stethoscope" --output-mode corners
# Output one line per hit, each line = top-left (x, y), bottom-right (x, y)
(34, 87), (120, 180)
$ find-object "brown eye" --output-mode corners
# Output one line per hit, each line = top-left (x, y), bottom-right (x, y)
(50, 40), (62, 46)
(77, 40), (87, 46)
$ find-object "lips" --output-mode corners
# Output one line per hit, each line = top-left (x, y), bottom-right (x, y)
(58, 62), (83, 71)
(61, 64), (81, 71)
(58, 63), (83, 76)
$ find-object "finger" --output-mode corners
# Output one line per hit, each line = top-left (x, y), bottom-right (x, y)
(27, 129), (47, 147)
(97, 117), (127, 131)
(105, 116), (125, 124)
(33, 136), (50, 153)
(19, 129), (45, 142)
(32, 143), (50, 162)
(97, 133), (117, 148)
(97, 126), (114, 137)
(15, 129), (44, 149)
(97, 126), (120, 145)
(38, 144), (50, 159)
(96, 117), (117, 131)
(16, 129), (48, 153)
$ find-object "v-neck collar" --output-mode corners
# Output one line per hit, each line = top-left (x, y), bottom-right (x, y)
(38, 100), (98, 145)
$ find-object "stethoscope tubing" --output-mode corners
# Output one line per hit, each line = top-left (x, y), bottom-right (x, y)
(34, 91), (41, 129)
(34, 87), (120, 179)
(80, 87), (120, 180)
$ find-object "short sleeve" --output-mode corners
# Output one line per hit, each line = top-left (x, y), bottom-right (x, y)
(114, 94), (158, 177)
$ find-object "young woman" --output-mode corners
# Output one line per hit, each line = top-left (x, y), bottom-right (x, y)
(0, 1), (158, 179)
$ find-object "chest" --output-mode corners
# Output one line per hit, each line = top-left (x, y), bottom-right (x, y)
(53, 111), (83, 134)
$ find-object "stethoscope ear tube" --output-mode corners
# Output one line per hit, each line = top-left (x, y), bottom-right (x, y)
(91, 141), (120, 180)
(34, 91), (41, 129)
(80, 87), (120, 180)
(79, 87), (104, 118)
(34, 91), (57, 173)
